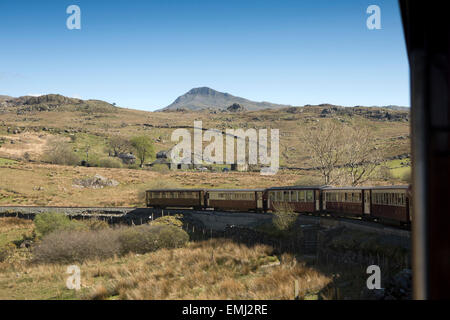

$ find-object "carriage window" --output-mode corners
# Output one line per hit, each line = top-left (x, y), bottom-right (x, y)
(298, 191), (305, 202)
(306, 190), (313, 202)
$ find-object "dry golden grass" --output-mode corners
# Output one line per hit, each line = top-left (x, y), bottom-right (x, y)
(0, 162), (306, 206)
(80, 239), (332, 300)
(0, 235), (332, 300)
(0, 217), (34, 247)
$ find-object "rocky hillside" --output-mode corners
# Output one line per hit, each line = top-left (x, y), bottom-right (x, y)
(0, 94), (118, 114)
(160, 87), (291, 111)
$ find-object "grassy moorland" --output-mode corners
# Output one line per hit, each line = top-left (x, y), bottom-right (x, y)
(0, 160), (410, 207)
(0, 95), (411, 208)
(0, 216), (338, 300)
(0, 95), (410, 169)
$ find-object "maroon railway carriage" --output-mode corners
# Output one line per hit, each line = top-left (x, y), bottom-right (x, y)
(369, 186), (411, 225)
(322, 187), (370, 218)
(266, 186), (324, 213)
(206, 189), (265, 212)
(146, 189), (206, 209)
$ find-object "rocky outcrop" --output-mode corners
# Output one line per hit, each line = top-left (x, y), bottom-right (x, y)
(72, 174), (119, 189)
(226, 103), (246, 112)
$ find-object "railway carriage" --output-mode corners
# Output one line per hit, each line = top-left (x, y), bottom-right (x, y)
(266, 186), (324, 213)
(146, 189), (206, 209)
(369, 186), (411, 225)
(145, 184), (412, 228)
(322, 187), (369, 217)
(206, 189), (265, 212)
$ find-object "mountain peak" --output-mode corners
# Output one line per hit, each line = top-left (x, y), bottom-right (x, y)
(186, 87), (223, 96)
(161, 87), (288, 112)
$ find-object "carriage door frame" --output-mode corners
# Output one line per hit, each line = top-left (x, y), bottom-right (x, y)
(256, 191), (263, 210)
(363, 189), (371, 215)
(315, 190), (320, 211)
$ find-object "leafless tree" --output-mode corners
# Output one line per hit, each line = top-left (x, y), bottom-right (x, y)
(302, 121), (345, 185)
(108, 135), (131, 157)
(302, 121), (382, 186)
(341, 126), (382, 186)
(43, 137), (79, 165)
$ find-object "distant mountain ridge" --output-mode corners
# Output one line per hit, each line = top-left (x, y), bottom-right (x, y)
(1, 91), (409, 113)
(159, 87), (409, 112)
(160, 87), (291, 111)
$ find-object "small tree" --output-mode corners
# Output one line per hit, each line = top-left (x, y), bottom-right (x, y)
(131, 136), (154, 168)
(109, 135), (131, 157)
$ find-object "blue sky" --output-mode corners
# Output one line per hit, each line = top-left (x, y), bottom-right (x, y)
(0, 0), (409, 111)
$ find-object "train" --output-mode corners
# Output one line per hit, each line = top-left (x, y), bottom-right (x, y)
(146, 185), (412, 226)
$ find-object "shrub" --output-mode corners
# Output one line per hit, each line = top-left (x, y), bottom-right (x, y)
(33, 228), (121, 264)
(118, 224), (189, 255)
(34, 212), (87, 238)
(150, 215), (184, 229)
(82, 218), (110, 231)
(271, 203), (298, 233)
(42, 138), (79, 165)
(157, 225), (190, 249)
(32, 223), (189, 264)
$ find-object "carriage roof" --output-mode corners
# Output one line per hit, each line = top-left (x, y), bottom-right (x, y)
(267, 185), (326, 190)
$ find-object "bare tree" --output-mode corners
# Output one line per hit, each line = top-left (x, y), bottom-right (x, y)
(341, 126), (382, 186)
(302, 121), (345, 185)
(43, 137), (79, 165)
(109, 135), (131, 157)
